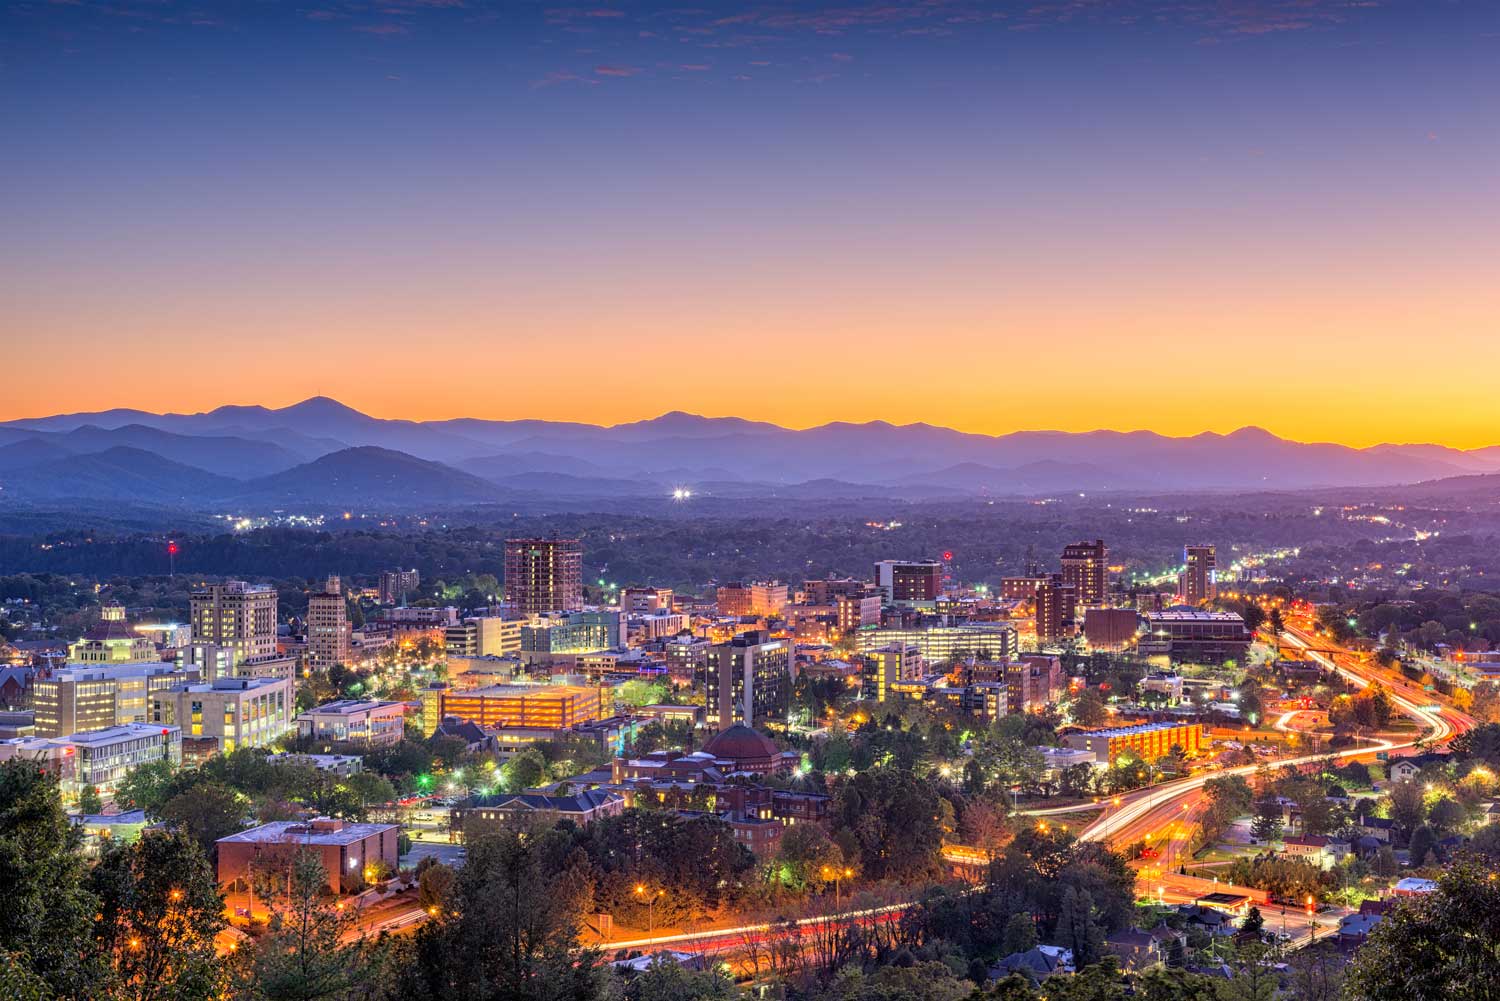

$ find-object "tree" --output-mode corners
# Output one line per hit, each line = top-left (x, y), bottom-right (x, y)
(608, 959), (738, 1001)
(1165, 936), (1186, 970)
(1002, 911), (1038, 955)
(394, 827), (603, 1001)
(1055, 885), (1104, 966)
(1408, 825), (1438, 867)
(231, 850), (377, 1001)
(159, 778), (248, 854)
(116, 759), (176, 813)
(75, 783), (103, 815)
(417, 861), (457, 914)
(1385, 779), (1427, 839)
(1426, 797), (1465, 835)
(0, 762), (106, 997)
(90, 828), (225, 1001)
(1241, 905), (1264, 935)
(1344, 858), (1500, 1000)
(1284, 947), (1344, 1001)
(1250, 801), (1283, 844)
(1070, 688), (1109, 728)
(830, 768), (944, 881)
(502, 748), (547, 792)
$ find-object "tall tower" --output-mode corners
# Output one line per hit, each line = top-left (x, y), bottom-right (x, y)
(306, 576), (350, 672)
(1061, 539), (1107, 607)
(1180, 545), (1217, 605)
(504, 538), (583, 616)
(190, 582), (278, 670)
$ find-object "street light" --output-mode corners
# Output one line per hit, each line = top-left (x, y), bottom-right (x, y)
(634, 884), (664, 939)
(821, 866), (854, 909)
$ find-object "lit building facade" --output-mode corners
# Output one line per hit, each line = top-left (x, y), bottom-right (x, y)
(149, 675), (294, 753)
(438, 684), (603, 729)
(190, 582), (278, 669)
(296, 700), (407, 747)
(874, 560), (942, 604)
(32, 661), (193, 737)
(306, 576), (350, 672)
(1180, 545), (1218, 605)
(503, 538), (583, 616)
(706, 630), (791, 731)
(1061, 539), (1108, 607)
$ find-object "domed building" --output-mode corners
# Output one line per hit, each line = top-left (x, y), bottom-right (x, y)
(700, 723), (795, 775)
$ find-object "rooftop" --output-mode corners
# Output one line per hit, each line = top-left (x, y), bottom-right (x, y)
(1073, 721), (1201, 739)
(218, 818), (397, 847)
(299, 699), (405, 717)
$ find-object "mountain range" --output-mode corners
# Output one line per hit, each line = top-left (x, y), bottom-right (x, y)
(2, 396), (1498, 510)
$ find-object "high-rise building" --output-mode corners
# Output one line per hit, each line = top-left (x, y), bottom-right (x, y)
(1004, 654), (1063, 713)
(190, 582), (278, 669)
(874, 560), (943, 604)
(504, 538), (583, 616)
(306, 577), (350, 673)
(716, 582), (789, 617)
(67, 603), (159, 664)
(1034, 575), (1077, 643)
(377, 569), (421, 606)
(1180, 545), (1217, 605)
(706, 630), (791, 731)
(1061, 540), (1107, 607)
(869, 643), (922, 702)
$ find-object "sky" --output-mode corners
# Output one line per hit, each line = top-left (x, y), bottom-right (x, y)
(2, 0), (1498, 447)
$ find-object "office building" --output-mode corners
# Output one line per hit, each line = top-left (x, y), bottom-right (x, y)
(621, 587), (673, 614)
(869, 643), (921, 702)
(1139, 610), (1252, 662)
(0, 724), (185, 801)
(716, 581), (789, 617)
(519, 610), (622, 662)
(377, 568), (421, 606)
(834, 589), (883, 632)
(149, 675), (294, 754)
(1061, 540), (1107, 607)
(1063, 721), (1204, 765)
(217, 818), (400, 896)
(665, 635), (712, 686)
(1180, 545), (1218, 605)
(1034, 576), (1077, 644)
(190, 582), (278, 668)
(296, 699), (407, 747)
(854, 624), (1016, 663)
(801, 577), (871, 605)
(1005, 654), (1063, 713)
(1083, 608), (1141, 651)
(306, 576), (350, 672)
(706, 630), (791, 732)
(438, 684), (603, 729)
(504, 538), (583, 616)
(874, 560), (942, 604)
(999, 576), (1050, 601)
(31, 661), (194, 737)
(445, 616), (523, 657)
(67, 603), (158, 664)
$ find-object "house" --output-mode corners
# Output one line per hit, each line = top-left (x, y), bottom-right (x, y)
(1388, 753), (1448, 783)
(991, 945), (1075, 981)
(1178, 904), (1236, 936)
(451, 789), (625, 839)
(1338, 912), (1384, 950)
(1105, 928), (1158, 969)
(1392, 877), (1438, 896)
(1281, 834), (1334, 868)
(1355, 814), (1396, 843)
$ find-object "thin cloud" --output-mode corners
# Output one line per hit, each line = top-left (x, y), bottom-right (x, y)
(594, 63), (640, 75)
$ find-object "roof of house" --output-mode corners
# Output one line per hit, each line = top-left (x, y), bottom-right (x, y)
(469, 789), (623, 813)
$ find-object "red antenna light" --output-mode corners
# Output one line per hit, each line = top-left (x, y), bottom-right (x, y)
(942, 551), (953, 561)
(167, 541), (179, 556)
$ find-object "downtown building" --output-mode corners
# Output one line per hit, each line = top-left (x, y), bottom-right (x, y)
(874, 560), (942, 604)
(716, 581), (790, 617)
(1034, 576), (1078, 644)
(854, 623), (1016, 664)
(66, 603), (158, 665)
(1061, 540), (1108, 607)
(377, 568), (421, 606)
(31, 661), (195, 737)
(1179, 545), (1218, 605)
(445, 615), (523, 658)
(189, 581), (279, 674)
(706, 630), (791, 732)
(504, 538), (583, 616)
(296, 699), (407, 747)
(305, 576), (350, 672)
(148, 675), (294, 755)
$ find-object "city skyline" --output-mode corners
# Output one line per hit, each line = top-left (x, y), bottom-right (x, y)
(4, 1), (1498, 447)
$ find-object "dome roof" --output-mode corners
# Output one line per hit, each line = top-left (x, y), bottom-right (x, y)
(702, 723), (779, 762)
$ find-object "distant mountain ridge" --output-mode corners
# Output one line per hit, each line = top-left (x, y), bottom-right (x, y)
(3, 396), (1499, 509)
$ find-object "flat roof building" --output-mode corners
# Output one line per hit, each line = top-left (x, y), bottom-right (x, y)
(149, 675), (294, 754)
(1063, 721), (1205, 765)
(439, 684), (603, 730)
(295, 699), (406, 747)
(217, 818), (400, 898)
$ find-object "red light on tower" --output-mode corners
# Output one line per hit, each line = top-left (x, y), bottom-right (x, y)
(167, 539), (178, 577)
(167, 541), (179, 556)
(942, 550), (953, 561)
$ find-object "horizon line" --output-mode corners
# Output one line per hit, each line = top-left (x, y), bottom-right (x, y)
(4, 393), (1499, 453)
